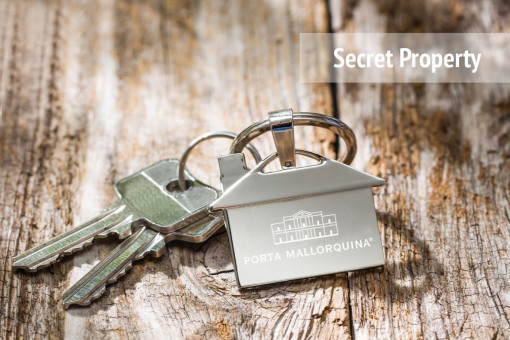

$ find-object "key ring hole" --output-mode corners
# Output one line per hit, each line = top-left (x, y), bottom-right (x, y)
(166, 180), (193, 193)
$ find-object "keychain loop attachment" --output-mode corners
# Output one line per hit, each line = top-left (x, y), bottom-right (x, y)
(177, 131), (262, 191)
(269, 108), (295, 169)
(254, 149), (325, 173)
(230, 112), (357, 165)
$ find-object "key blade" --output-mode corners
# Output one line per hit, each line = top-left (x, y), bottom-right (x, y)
(63, 226), (164, 308)
(63, 214), (224, 308)
(13, 201), (136, 272)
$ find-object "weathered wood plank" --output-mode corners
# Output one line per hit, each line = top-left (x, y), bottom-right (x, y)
(330, 0), (510, 338)
(1, 1), (71, 339)
(1, 0), (351, 339)
(5, 0), (509, 339)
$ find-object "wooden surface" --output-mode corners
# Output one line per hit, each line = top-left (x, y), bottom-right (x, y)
(0, 0), (509, 339)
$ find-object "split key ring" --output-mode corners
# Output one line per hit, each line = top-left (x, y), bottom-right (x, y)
(177, 131), (263, 191)
(230, 110), (357, 167)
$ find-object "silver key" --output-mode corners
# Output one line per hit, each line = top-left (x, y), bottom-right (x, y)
(13, 159), (218, 271)
(62, 213), (223, 308)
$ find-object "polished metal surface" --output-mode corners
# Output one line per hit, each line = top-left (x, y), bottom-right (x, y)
(62, 213), (224, 308)
(224, 188), (384, 287)
(230, 112), (358, 165)
(14, 158), (226, 307)
(212, 149), (384, 209)
(257, 149), (324, 169)
(13, 159), (219, 272)
(268, 108), (295, 169)
(212, 150), (385, 287)
(177, 131), (263, 191)
(217, 153), (249, 191)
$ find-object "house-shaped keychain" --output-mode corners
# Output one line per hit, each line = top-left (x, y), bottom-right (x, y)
(210, 109), (386, 287)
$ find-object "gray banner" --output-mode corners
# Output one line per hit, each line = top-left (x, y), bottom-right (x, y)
(299, 33), (510, 83)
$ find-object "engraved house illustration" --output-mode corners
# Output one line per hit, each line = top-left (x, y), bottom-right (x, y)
(210, 152), (386, 287)
(271, 211), (338, 245)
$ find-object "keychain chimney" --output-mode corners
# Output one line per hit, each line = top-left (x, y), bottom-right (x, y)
(218, 153), (249, 191)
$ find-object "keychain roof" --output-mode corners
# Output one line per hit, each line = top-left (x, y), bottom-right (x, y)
(211, 149), (384, 209)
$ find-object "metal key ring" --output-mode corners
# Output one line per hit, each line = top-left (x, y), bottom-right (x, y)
(177, 131), (263, 191)
(229, 112), (357, 165)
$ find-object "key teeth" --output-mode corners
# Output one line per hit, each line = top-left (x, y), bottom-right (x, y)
(14, 208), (134, 272)
(115, 227), (134, 240)
(148, 246), (166, 259)
(64, 260), (136, 308)
(14, 254), (60, 272)
(62, 231), (165, 308)
(31, 231), (131, 271)
(103, 239), (166, 283)
(96, 226), (133, 240)
(59, 220), (134, 259)
(97, 225), (133, 240)
(65, 249), (164, 308)
(147, 242), (167, 259)
(108, 263), (132, 284)
(62, 239), (93, 256)
(16, 239), (95, 272)
(89, 286), (107, 303)
(64, 286), (107, 309)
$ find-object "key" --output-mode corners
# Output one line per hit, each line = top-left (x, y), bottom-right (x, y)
(13, 159), (219, 272)
(62, 212), (223, 308)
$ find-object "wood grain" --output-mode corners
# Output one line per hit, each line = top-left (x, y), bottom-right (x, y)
(1, 0), (349, 339)
(331, 0), (510, 339)
(1, 0), (509, 339)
